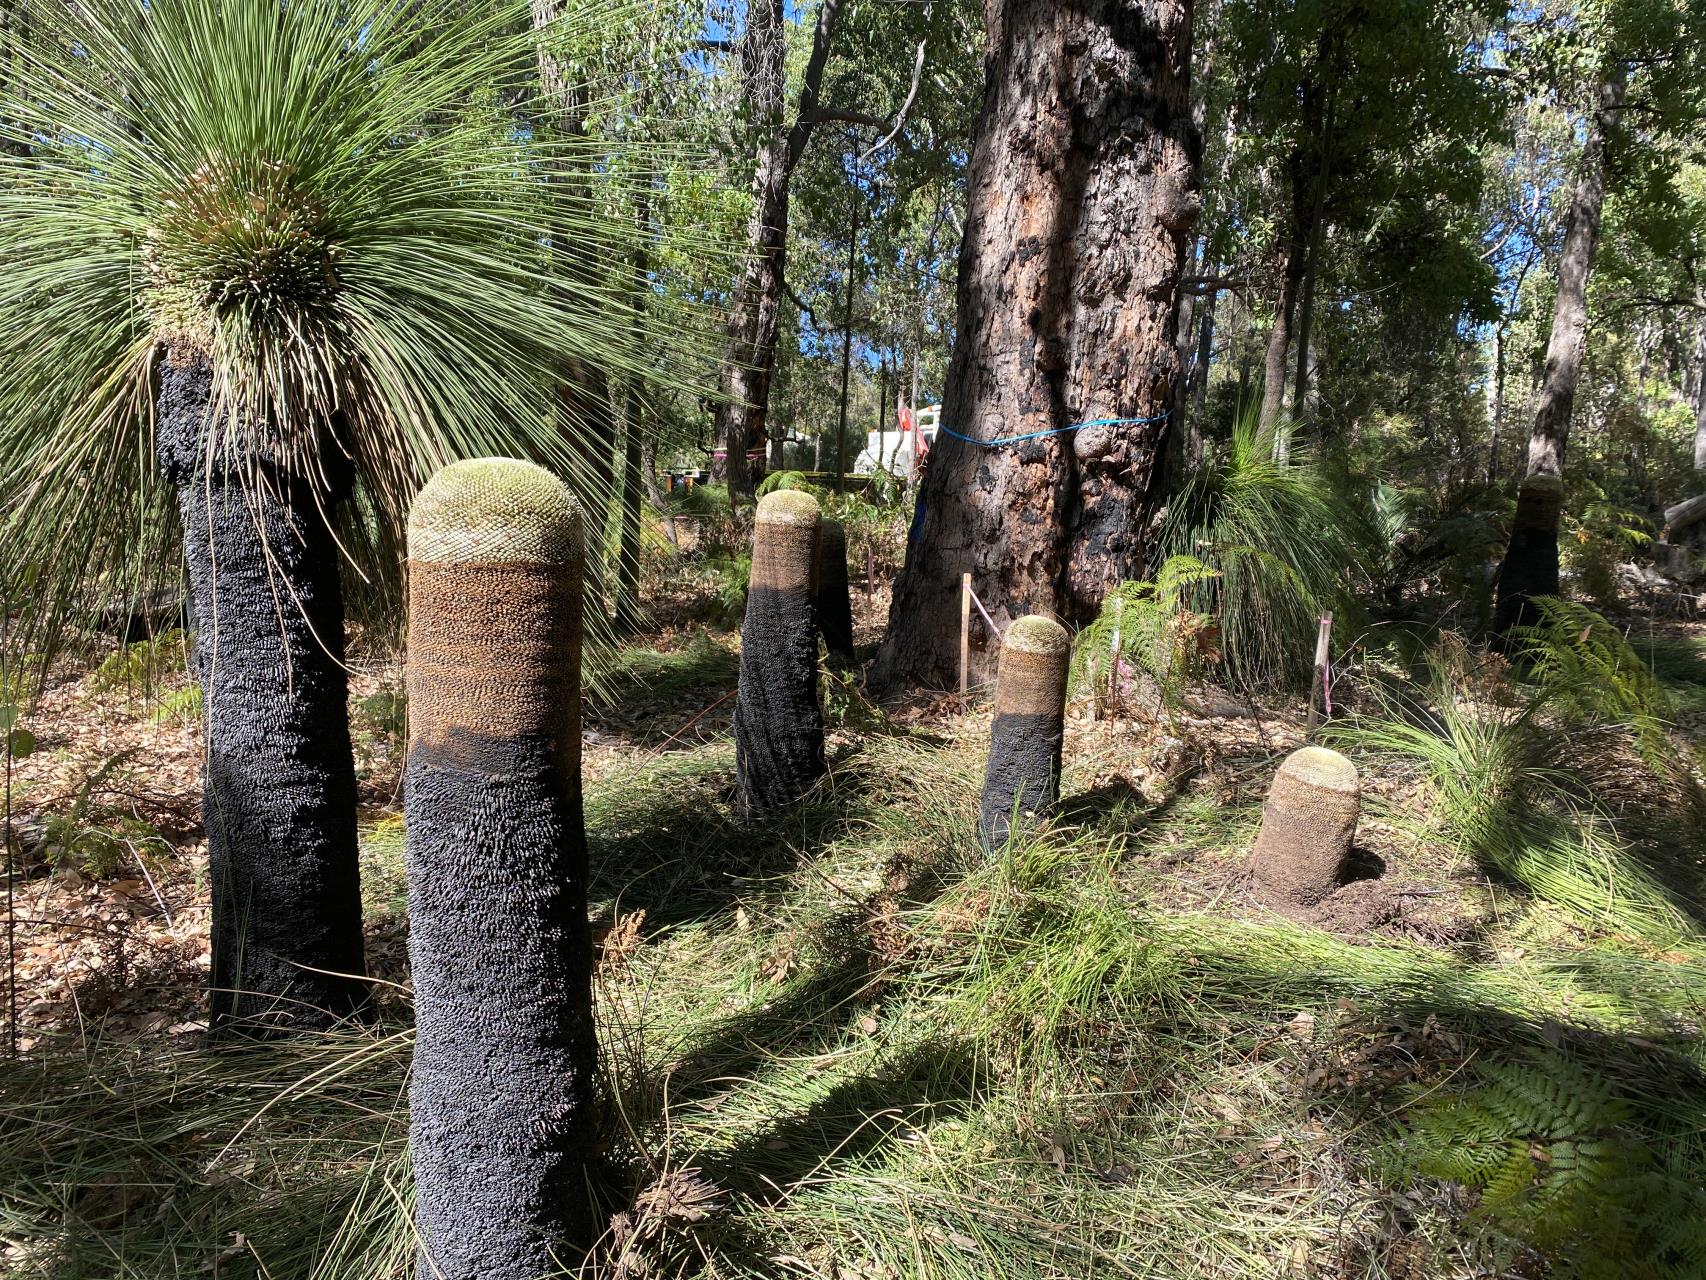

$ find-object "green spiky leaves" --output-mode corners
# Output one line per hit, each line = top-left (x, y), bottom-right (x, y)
(0, 0), (693, 648)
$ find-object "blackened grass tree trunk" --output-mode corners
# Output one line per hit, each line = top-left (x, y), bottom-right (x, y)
(155, 351), (367, 1034)
(814, 515), (857, 667)
(711, 0), (845, 501)
(875, 0), (1199, 688)
(979, 616), (1070, 852)
(736, 490), (826, 815)
(404, 459), (597, 1275)
(1493, 68), (1626, 637)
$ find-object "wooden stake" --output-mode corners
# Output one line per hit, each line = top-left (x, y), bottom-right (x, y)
(1305, 611), (1333, 737)
(959, 572), (972, 696)
(866, 540), (876, 598)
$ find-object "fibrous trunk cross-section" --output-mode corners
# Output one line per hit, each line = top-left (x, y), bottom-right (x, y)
(1249, 745), (1361, 907)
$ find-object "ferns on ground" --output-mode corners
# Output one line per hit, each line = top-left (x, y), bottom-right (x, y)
(1393, 1049), (1706, 1279)
(1069, 555), (1221, 720)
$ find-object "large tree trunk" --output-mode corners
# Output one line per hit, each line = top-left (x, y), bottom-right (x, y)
(1493, 69), (1625, 636)
(873, 0), (1198, 689)
(156, 352), (367, 1034)
(711, 0), (844, 501)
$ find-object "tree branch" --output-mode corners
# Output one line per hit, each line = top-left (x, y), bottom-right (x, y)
(785, 0), (847, 172)
(783, 276), (822, 331)
(859, 15), (930, 163)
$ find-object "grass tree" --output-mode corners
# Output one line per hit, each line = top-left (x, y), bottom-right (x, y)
(0, 0), (660, 1031)
(405, 459), (596, 1272)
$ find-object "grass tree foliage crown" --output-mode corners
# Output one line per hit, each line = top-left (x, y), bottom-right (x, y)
(0, 0), (667, 645)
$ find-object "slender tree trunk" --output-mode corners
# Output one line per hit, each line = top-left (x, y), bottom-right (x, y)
(1692, 291), (1706, 474)
(836, 193), (858, 490)
(1289, 88), (1333, 430)
(1259, 242), (1303, 440)
(1493, 68), (1625, 636)
(1189, 279), (1216, 461)
(874, 0), (1199, 689)
(711, 0), (845, 502)
(1487, 322), (1505, 484)
(156, 352), (367, 1034)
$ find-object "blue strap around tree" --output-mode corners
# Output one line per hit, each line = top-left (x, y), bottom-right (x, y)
(933, 412), (1170, 448)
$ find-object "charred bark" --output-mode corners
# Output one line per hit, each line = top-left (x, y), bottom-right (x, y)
(875, 0), (1199, 688)
(155, 352), (367, 1035)
(814, 516), (857, 666)
(735, 491), (827, 814)
(978, 617), (1069, 852)
(1493, 69), (1625, 636)
(405, 460), (597, 1275)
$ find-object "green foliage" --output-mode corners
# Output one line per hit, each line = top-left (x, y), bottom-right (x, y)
(28, 750), (171, 879)
(354, 687), (408, 749)
(1070, 555), (1221, 719)
(1561, 484), (1654, 610)
(145, 685), (202, 727)
(1159, 412), (1368, 689)
(1394, 1051), (1706, 1278)
(1339, 635), (1696, 943)
(755, 470), (825, 498)
(89, 631), (188, 695)
(0, 0), (697, 650)
(1510, 598), (1675, 773)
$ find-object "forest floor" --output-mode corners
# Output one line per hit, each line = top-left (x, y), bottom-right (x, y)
(2, 569), (1706, 1278)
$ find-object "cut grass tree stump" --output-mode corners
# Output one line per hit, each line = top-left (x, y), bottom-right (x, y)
(979, 616), (1070, 853)
(404, 459), (597, 1277)
(1249, 746), (1361, 908)
(736, 490), (828, 817)
(814, 515), (857, 668)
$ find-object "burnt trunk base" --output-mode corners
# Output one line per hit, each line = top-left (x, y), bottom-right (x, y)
(736, 492), (825, 816)
(978, 617), (1070, 853)
(155, 352), (367, 1035)
(1493, 474), (1564, 639)
(814, 517), (857, 668)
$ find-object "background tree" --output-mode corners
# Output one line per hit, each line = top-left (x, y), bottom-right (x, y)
(874, 0), (1200, 688)
(1492, 0), (1706, 632)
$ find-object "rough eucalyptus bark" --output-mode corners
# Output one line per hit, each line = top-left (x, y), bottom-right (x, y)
(736, 490), (826, 815)
(875, 0), (1198, 689)
(1493, 70), (1625, 636)
(979, 616), (1070, 852)
(814, 516), (857, 667)
(154, 352), (367, 1034)
(404, 459), (597, 1276)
